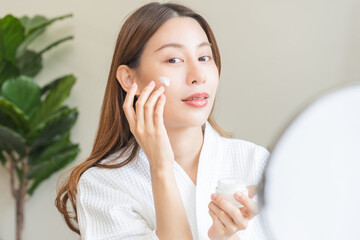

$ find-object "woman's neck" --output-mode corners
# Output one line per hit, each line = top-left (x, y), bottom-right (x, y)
(166, 125), (204, 171)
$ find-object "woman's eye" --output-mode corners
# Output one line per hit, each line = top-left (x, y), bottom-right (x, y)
(167, 58), (182, 63)
(199, 56), (211, 61)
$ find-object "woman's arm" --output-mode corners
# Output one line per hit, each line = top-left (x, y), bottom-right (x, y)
(151, 167), (193, 239)
(123, 81), (193, 239)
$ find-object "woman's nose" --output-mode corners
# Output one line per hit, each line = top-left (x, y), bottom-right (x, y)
(186, 60), (206, 85)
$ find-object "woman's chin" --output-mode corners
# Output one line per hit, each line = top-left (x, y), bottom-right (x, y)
(163, 116), (209, 129)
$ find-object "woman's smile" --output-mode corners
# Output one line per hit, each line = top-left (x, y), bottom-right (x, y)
(181, 92), (210, 107)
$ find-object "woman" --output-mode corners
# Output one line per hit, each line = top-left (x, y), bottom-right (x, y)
(56, 2), (269, 240)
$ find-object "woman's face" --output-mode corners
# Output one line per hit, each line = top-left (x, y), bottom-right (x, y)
(136, 16), (219, 129)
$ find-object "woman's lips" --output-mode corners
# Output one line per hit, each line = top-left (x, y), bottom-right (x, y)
(182, 97), (208, 107)
(182, 92), (209, 100)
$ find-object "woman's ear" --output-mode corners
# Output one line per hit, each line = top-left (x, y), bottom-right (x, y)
(116, 65), (140, 95)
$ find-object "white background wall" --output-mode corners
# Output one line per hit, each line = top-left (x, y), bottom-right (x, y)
(0, 0), (359, 239)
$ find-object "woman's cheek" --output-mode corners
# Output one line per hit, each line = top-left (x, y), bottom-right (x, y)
(163, 87), (175, 103)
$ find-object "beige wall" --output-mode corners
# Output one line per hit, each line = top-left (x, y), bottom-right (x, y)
(0, 0), (359, 239)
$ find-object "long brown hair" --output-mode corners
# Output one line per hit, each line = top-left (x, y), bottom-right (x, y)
(55, 2), (232, 234)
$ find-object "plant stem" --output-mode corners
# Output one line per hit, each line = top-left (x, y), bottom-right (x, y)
(9, 158), (17, 198)
(8, 151), (29, 240)
(16, 181), (26, 240)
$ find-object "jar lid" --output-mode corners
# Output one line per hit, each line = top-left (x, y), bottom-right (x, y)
(216, 178), (247, 192)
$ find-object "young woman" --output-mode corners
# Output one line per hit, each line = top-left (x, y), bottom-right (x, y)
(56, 2), (269, 240)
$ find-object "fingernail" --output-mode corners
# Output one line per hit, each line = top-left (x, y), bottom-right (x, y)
(131, 82), (137, 89)
(149, 81), (155, 86)
(235, 192), (242, 198)
(158, 86), (164, 91)
(211, 194), (218, 201)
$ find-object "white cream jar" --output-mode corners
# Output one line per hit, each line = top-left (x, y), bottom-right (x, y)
(215, 178), (249, 208)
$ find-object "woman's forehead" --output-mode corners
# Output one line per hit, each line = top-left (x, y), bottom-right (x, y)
(145, 17), (210, 53)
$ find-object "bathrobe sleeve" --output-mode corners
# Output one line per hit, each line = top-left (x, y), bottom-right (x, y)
(76, 169), (159, 240)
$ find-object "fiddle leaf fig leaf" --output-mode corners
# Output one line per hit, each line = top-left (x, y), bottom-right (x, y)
(27, 142), (79, 196)
(30, 74), (76, 128)
(1, 76), (41, 117)
(0, 59), (19, 88)
(29, 132), (70, 165)
(19, 15), (47, 36)
(27, 107), (78, 149)
(16, 50), (42, 77)
(0, 15), (24, 63)
(17, 14), (73, 58)
(0, 125), (26, 157)
(38, 36), (73, 56)
(0, 99), (30, 135)
(25, 14), (73, 37)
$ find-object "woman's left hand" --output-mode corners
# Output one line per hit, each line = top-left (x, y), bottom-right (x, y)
(207, 186), (258, 240)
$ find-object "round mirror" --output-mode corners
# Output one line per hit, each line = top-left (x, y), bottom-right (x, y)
(259, 82), (360, 240)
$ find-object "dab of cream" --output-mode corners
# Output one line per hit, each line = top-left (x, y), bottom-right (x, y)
(158, 76), (170, 87)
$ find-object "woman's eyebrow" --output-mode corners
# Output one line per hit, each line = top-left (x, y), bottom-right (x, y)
(154, 42), (212, 53)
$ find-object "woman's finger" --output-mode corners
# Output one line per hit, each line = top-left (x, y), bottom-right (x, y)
(234, 192), (258, 218)
(208, 201), (237, 232)
(144, 85), (164, 129)
(211, 194), (246, 228)
(135, 81), (156, 130)
(247, 185), (257, 199)
(122, 83), (138, 130)
(209, 208), (225, 229)
(154, 94), (166, 130)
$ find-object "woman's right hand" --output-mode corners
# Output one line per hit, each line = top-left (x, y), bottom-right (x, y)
(122, 80), (175, 172)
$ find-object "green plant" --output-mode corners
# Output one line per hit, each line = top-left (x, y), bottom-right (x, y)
(0, 13), (80, 240)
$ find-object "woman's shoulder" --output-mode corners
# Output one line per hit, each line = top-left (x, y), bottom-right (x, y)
(77, 148), (145, 192)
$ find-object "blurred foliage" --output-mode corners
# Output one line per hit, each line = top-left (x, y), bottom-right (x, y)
(0, 13), (79, 196)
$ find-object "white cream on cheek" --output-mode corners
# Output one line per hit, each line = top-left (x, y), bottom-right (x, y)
(158, 76), (170, 87)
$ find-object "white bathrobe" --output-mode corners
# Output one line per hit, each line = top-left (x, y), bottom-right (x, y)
(77, 121), (270, 240)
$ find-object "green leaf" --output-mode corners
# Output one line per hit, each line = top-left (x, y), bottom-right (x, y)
(30, 74), (76, 128)
(19, 15), (47, 36)
(40, 76), (64, 96)
(27, 143), (79, 195)
(1, 76), (41, 117)
(25, 13), (73, 37)
(17, 14), (72, 58)
(38, 36), (73, 55)
(0, 125), (26, 157)
(17, 15), (47, 58)
(16, 50), (42, 77)
(0, 15), (25, 63)
(0, 59), (19, 88)
(16, 26), (45, 59)
(0, 99), (30, 135)
(0, 15), (22, 86)
(27, 107), (78, 149)
(29, 131), (70, 165)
